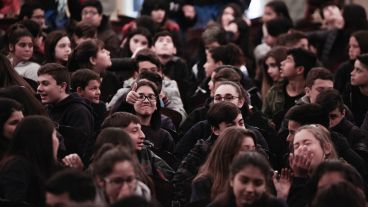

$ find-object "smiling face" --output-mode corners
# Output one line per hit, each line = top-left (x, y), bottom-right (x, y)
(54, 36), (72, 63)
(3, 110), (24, 139)
(133, 85), (157, 118)
(78, 79), (101, 104)
(231, 165), (266, 206)
(122, 122), (145, 151)
(37, 74), (67, 104)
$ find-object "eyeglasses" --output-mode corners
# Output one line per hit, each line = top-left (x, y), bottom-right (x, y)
(104, 176), (136, 187)
(82, 10), (99, 16)
(137, 93), (157, 102)
(214, 94), (239, 102)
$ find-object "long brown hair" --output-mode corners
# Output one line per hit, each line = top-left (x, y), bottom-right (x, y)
(193, 127), (257, 199)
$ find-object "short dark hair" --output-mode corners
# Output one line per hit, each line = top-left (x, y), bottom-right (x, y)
(276, 30), (308, 47)
(285, 103), (329, 128)
(287, 48), (317, 78)
(72, 21), (97, 39)
(38, 63), (70, 92)
(95, 127), (135, 155)
(306, 67), (333, 88)
(351, 31), (368, 55)
(101, 112), (141, 129)
(81, 0), (103, 14)
(46, 169), (96, 202)
(0, 98), (23, 139)
(207, 102), (241, 128)
(71, 69), (100, 92)
(266, 17), (292, 37)
(135, 49), (162, 71)
(153, 30), (175, 47)
(356, 53), (368, 68)
(19, 2), (44, 20)
(210, 43), (245, 66)
(20, 19), (41, 38)
(315, 89), (344, 113)
(138, 70), (163, 92)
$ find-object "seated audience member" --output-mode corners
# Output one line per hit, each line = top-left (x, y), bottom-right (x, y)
(19, 2), (46, 30)
(276, 30), (309, 50)
(6, 24), (40, 82)
(191, 127), (257, 205)
(152, 30), (195, 110)
(284, 104), (367, 183)
(44, 30), (72, 66)
(45, 169), (96, 206)
(208, 151), (287, 207)
(261, 46), (288, 100)
(0, 116), (59, 206)
(93, 147), (151, 205)
(71, 69), (107, 134)
(108, 49), (187, 122)
(172, 102), (267, 206)
(334, 30), (368, 94)
(263, 48), (317, 130)
(79, 0), (120, 57)
(0, 98), (23, 160)
(37, 63), (94, 158)
(120, 27), (152, 58)
(68, 38), (119, 102)
(316, 89), (368, 162)
(311, 182), (366, 207)
(343, 53), (368, 127)
(71, 21), (97, 46)
(296, 67), (334, 104)
(19, 19), (44, 65)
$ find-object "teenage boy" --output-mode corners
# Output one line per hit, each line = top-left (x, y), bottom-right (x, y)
(343, 54), (368, 126)
(316, 89), (368, 162)
(37, 63), (94, 157)
(71, 69), (106, 134)
(263, 48), (317, 129)
(108, 49), (187, 122)
(296, 67), (334, 104)
(152, 30), (195, 109)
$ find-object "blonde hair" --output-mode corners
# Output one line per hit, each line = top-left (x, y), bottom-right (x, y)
(295, 124), (338, 159)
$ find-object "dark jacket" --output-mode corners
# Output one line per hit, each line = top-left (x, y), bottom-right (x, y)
(142, 125), (175, 154)
(334, 60), (353, 94)
(332, 118), (368, 165)
(100, 71), (121, 103)
(47, 93), (94, 157)
(209, 192), (287, 207)
(362, 112), (368, 132)
(343, 85), (368, 126)
(191, 176), (212, 205)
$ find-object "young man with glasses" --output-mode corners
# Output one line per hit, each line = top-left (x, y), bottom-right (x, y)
(80, 0), (120, 57)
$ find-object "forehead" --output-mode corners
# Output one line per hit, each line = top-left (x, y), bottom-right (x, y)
(156, 35), (172, 41)
(125, 122), (141, 130)
(38, 74), (57, 82)
(82, 6), (98, 12)
(138, 61), (158, 69)
(288, 120), (301, 131)
(87, 79), (100, 85)
(355, 59), (368, 70)
(285, 55), (295, 62)
(136, 85), (154, 93)
(294, 129), (315, 143)
(215, 84), (238, 94)
(312, 79), (333, 88)
(17, 36), (32, 43)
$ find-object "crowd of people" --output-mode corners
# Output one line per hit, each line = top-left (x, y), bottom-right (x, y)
(1, 0), (368, 206)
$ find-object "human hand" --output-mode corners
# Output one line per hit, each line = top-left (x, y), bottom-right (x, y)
(62, 153), (84, 170)
(273, 168), (292, 199)
(289, 146), (313, 178)
(126, 82), (139, 104)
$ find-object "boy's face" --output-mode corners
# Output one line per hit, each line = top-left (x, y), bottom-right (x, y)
(213, 113), (244, 136)
(280, 55), (299, 79)
(305, 79), (333, 103)
(328, 107), (345, 128)
(122, 122), (145, 151)
(81, 6), (102, 27)
(78, 80), (101, 104)
(153, 35), (176, 57)
(37, 74), (66, 104)
(351, 59), (368, 87)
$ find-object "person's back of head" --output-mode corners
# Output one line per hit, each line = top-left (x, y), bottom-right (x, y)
(306, 67), (333, 89)
(95, 127), (135, 155)
(287, 48), (317, 78)
(46, 169), (96, 206)
(210, 43), (245, 67)
(311, 181), (366, 207)
(276, 30), (308, 49)
(202, 23), (228, 46)
(101, 112), (141, 129)
(266, 17), (293, 38)
(315, 89), (344, 114)
(285, 103), (329, 128)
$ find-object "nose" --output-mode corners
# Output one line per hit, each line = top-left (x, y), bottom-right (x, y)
(96, 88), (101, 95)
(245, 183), (255, 193)
(139, 129), (145, 139)
(286, 134), (294, 143)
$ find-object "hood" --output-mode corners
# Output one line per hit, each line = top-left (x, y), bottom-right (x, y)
(48, 93), (93, 112)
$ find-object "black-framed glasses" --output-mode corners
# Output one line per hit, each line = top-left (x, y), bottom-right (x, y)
(137, 93), (157, 102)
(214, 94), (239, 102)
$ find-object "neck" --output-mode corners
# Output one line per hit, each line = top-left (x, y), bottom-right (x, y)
(139, 115), (151, 126)
(287, 76), (305, 96)
(158, 55), (172, 65)
(56, 93), (69, 104)
(11, 55), (21, 66)
(359, 85), (368, 96)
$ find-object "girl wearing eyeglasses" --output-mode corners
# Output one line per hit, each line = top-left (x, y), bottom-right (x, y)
(93, 147), (151, 205)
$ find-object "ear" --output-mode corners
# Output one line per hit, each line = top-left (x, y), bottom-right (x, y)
(216, 61), (223, 67)
(229, 177), (234, 188)
(173, 47), (177, 55)
(9, 44), (14, 52)
(96, 176), (105, 188)
(59, 82), (68, 93)
(323, 143), (332, 158)
(89, 56), (97, 66)
(237, 98), (245, 108)
(76, 86), (83, 94)
(342, 108), (346, 117)
(212, 126), (221, 136)
(305, 87), (311, 96)
(296, 66), (305, 76)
